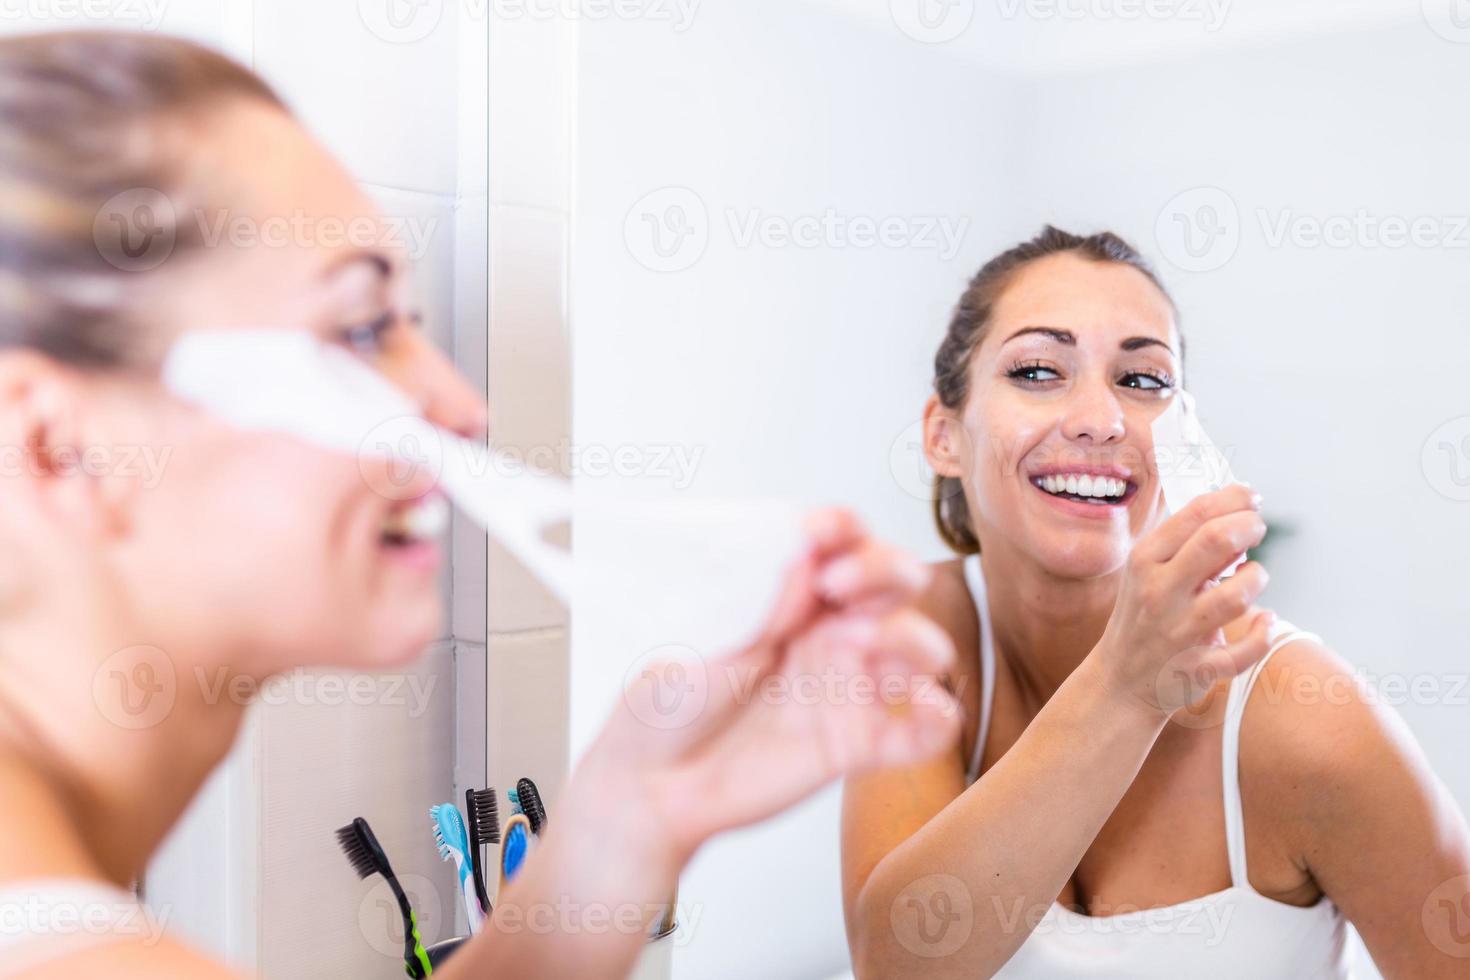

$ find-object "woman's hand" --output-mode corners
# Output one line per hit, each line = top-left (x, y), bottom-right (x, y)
(1094, 482), (1277, 720)
(584, 507), (961, 868)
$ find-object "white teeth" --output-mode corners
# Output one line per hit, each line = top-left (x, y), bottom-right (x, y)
(1037, 474), (1126, 501)
(383, 495), (450, 542)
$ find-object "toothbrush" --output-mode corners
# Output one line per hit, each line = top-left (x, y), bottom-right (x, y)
(336, 817), (433, 978)
(464, 788), (500, 914)
(431, 803), (486, 935)
(515, 777), (547, 836)
(500, 813), (532, 888)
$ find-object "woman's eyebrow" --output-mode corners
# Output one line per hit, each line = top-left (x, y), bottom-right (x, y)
(320, 251), (393, 282)
(1003, 326), (1175, 356)
(1120, 336), (1175, 355)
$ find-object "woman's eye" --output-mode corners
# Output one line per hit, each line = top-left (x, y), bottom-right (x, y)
(336, 311), (395, 356)
(1119, 371), (1173, 391)
(1007, 363), (1061, 384)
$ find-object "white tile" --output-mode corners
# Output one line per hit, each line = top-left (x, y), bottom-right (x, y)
(486, 203), (570, 633)
(488, 12), (570, 210)
(451, 509), (487, 643)
(252, 0), (460, 194)
(489, 204), (570, 458)
(485, 629), (570, 811)
(451, 194), (489, 643)
(255, 641), (457, 976)
(458, 7), (490, 200)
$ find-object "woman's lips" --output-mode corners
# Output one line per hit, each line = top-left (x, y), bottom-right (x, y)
(379, 492), (448, 573)
(381, 537), (442, 573)
(1028, 475), (1138, 519)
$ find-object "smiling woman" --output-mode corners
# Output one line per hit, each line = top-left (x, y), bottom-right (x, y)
(840, 226), (1470, 979)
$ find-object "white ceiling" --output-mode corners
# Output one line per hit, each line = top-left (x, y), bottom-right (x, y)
(800, 0), (1431, 75)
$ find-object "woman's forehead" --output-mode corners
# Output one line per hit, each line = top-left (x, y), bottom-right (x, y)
(983, 253), (1178, 353)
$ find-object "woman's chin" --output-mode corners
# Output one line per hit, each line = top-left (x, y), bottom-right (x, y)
(1032, 537), (1132, 580)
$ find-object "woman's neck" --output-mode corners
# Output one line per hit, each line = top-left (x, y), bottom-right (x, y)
(978, 538), (1122, 707)
(0, 621), (249, 888)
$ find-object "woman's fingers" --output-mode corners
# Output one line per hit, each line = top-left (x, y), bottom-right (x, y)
(1136, 483), (1261, 565)
(1193, 607), (1278, 682)
(802, 506), (867, 560)
(1169, 509), (1268, 594)
(757, 507), (872, 647)
(814, 539), (931, 611)
(1189, 561), (1270, 636)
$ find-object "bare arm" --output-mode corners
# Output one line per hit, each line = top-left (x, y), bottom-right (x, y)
(842, 484), (1277, 978)
(843, 655), (1173, 977)
(1248, 642), (1470, 979)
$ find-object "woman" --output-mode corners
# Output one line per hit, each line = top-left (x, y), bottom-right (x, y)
(0, 32), (967, 978)
(842, 227), (1470, 977)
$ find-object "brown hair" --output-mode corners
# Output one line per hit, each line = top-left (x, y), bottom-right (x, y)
(0, 31), (286, 369)
(931, 225), (1179, 554)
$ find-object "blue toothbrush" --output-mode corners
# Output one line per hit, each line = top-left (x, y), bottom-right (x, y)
(431, 803), (486, 935)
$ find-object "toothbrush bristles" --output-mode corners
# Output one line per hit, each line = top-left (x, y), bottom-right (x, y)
(336, 820), (380, 880)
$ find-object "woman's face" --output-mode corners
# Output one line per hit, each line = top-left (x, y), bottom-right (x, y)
(97, 100), (486, 673)
(930, 251), (1181, 579)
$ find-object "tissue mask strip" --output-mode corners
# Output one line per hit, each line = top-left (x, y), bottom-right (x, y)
(162, 329), (572, 603)
(1150, 389), (1247, 577)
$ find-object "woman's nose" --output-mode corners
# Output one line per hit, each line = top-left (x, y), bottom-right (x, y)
(1059, 381), (1126, 445)
(382, 328), (490, 440)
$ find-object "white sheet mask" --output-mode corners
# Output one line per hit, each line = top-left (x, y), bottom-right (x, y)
(1150, 389), (1248, 577)
(162, 329), (574, 603)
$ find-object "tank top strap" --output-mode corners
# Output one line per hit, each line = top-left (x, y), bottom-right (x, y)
(1220, 622), (1323, 889)
(964, 553), (996, 786)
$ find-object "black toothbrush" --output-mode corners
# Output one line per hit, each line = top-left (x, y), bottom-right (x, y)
(465, 787), (500, 914)
(516, 777), (547, 836)
(336, 817), (433, 978)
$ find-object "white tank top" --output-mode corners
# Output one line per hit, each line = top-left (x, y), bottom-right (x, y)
(0, 878), (151, 972)
(962, 554), (1354, 979)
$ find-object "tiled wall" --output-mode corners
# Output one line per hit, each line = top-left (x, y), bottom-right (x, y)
(482, 1), (575, 850)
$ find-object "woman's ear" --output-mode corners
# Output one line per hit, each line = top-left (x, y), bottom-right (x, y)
(0, 352), (133, 542)
(922, 394), (968, 479)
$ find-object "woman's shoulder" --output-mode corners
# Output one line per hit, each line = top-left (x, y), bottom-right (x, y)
(1238, 628), (1423, 835)
(919, 557), (978, 644)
